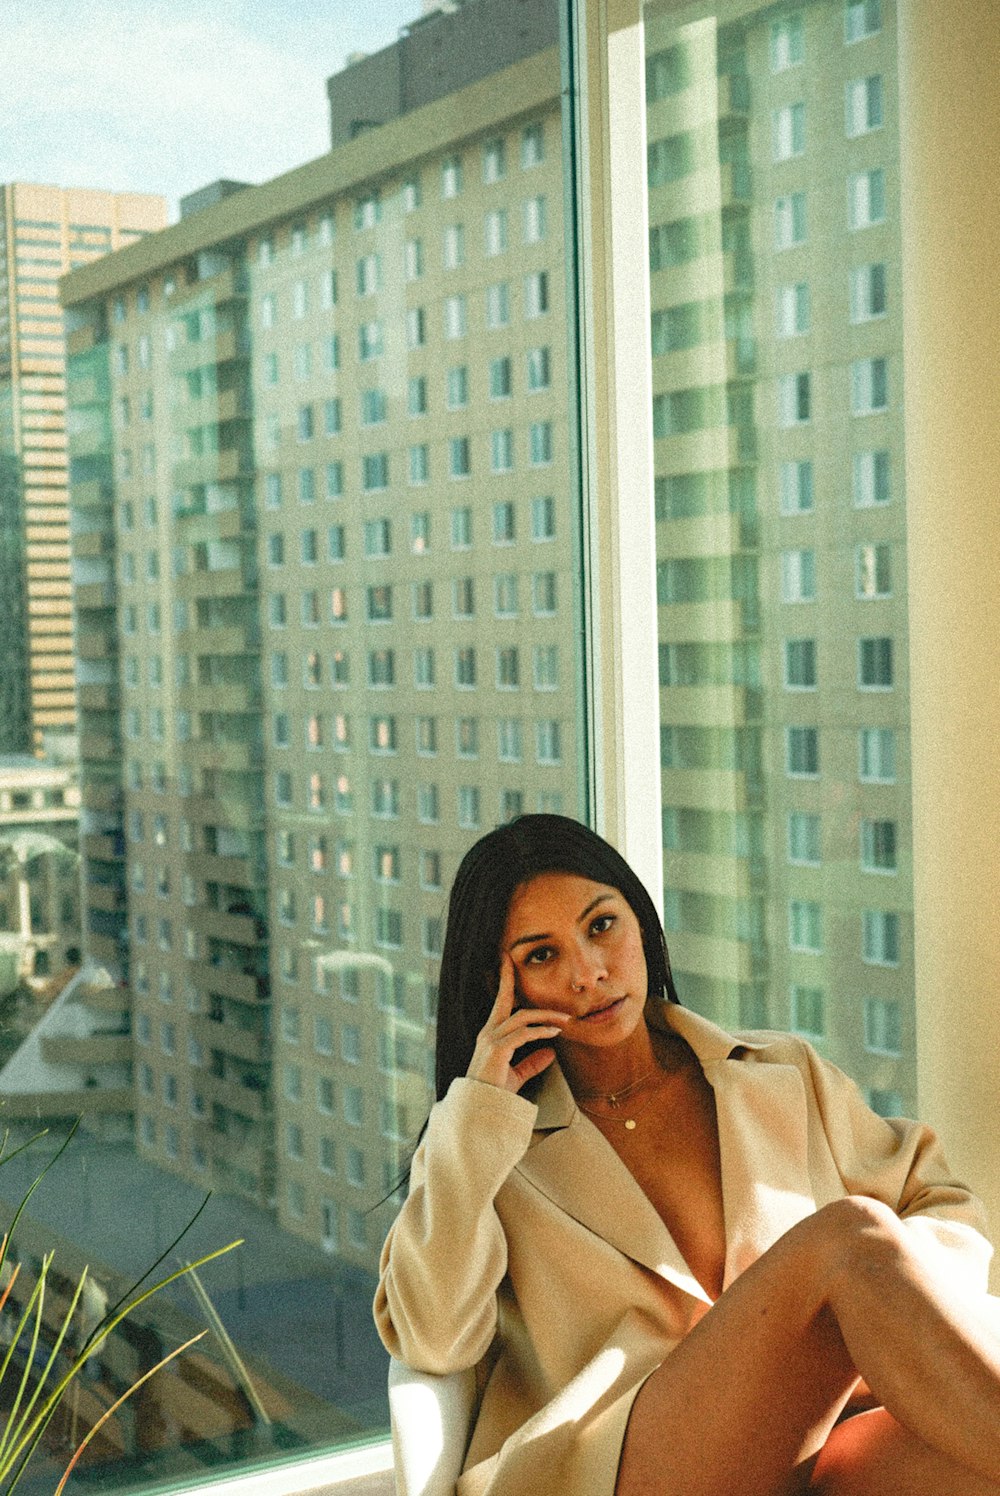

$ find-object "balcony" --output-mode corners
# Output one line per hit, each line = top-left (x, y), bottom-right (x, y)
(175, 566), (250, 603)
(74, 580), (116, 610)
(178, 681), (260, 715)
(183, 794), (262, 832)
(40, 1033), (131, 1066)
(79, 732), (118, 762)
(720, 159), (752, 207)
(185, 738), (261, 774)
(657, 683), (752, 727)
(85, 882), (127, 914)
(177, 386), (247, 429)
(168, 263), (247, 312)
(78, 681), (119, 712)
(193, 1119), (271, 1178)
(192, 959), (266, 1004)
(661, 767), (747, 814)
(172, 444), (246, 490)
(663, 927), (752, 983)
(76, 627), (115, 661)
(84, 931), (124, 968)
(83, 832), (124, 863)
(177, 622), (257, 655)
(70, 477), (114, 510)
(66, 323), (104, 357)
(168, 327), (242, 377)
(0, 1084), (131, 1120)
(71, 529), (115, 559)
(81, 780), (122, 814)
(717, 72), (750, 121)
(190, 905), (263, 946)
(192, 1013), (268, 1064)
(187, 850), (257, 885)
(75, 979), (130, 1013)
(200, 1069), (271, 1122)
(174, 503), (245, 546)
(658, 600), (744, 644)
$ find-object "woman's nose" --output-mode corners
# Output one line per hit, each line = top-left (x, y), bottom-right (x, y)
(569, 944), (608, 993)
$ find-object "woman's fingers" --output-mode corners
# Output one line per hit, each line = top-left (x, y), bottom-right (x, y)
(467, 953), (569, 1091)
(511, 1045), (557, 1088)
(491, 951), (517, 1021)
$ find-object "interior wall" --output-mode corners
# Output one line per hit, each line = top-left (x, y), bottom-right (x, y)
(899, 0), (1000, 1282)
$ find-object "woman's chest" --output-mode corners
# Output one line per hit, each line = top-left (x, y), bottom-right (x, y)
(605, 1067), (727, 1299)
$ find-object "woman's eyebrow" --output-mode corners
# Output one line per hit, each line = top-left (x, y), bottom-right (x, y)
(508, 930), (550, 951)
(576, 892), (615, 925)
(508, 892), (617, 951)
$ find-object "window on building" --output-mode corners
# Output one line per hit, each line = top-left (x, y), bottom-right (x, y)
(845, 74), (884, 137)
(862, 908), (900, 966)
(859, 727), (896, 783)
(861, 818), (898, 873)
(858, 636), (894, 689)
(790, 984), (825, 1037)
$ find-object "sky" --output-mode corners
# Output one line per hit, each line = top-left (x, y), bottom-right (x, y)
(0, 0), (422, 220)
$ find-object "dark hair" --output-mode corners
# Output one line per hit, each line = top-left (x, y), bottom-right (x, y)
(434, 814), (679, 1101)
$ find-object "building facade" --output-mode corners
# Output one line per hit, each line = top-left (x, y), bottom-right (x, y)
(63, 23), (575, 1268)
(60, 0), (913, 1279)
(0, 750), (81, 982)
(644, 0), (912, 1114)
(0, 182), (166, 755)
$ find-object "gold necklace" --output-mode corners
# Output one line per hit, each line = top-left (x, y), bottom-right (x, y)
(576, 1070), (665, 1131)
(578, 1066), (660, 1108)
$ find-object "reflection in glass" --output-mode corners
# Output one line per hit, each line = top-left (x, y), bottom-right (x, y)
(643, 0), (911, 1108)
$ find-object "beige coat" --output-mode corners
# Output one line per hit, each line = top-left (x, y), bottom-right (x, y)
(374, 1004), (992, 1496)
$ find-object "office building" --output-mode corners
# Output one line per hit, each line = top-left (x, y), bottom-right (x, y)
(0, 182), (166, 754)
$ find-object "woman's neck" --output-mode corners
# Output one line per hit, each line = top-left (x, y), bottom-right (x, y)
(558, 1018), (664, 1101)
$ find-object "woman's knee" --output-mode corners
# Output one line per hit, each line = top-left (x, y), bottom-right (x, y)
(808, 1196), (912, 1291)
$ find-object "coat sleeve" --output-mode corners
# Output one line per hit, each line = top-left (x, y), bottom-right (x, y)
(800, 1041), (993, 1292)
(373, 1076), (538, 1374)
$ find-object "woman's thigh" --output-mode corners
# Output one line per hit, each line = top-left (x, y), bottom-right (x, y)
(811, 1407), (1000, 1496)
(617, 1209), (862, 1496)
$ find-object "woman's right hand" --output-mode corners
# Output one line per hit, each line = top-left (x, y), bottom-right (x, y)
(466, 954), (568, 1094)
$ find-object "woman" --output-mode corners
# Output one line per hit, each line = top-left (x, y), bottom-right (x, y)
(374, 814), (1000, 1495)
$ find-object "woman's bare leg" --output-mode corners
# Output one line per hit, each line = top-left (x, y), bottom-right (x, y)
(811, 1408), (1000, 1496)
(616, 1196), (1000, 1496)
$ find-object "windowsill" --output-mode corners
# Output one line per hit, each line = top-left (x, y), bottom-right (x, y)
(176, 1439), (393, 1496)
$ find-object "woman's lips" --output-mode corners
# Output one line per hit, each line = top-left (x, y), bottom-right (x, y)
(577, 996), (626, 1022)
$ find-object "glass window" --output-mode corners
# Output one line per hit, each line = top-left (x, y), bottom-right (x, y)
(845, 74), (884, 136)
(640, 0), (921, 1151)
(770, 13), (804, 71)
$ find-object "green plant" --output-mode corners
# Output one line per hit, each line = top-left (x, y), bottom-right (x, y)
(0, 1120), (242, 1496)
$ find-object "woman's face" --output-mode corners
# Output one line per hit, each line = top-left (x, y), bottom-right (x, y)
(500, 872), (649, 1049)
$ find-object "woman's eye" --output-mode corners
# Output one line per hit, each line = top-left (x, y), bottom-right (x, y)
(591, 914), (615, 935)
(524, 946), (554, 965)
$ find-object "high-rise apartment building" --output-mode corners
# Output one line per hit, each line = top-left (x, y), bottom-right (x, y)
(0, 183), (167, 754)
(59, 0), (914, 1284)
(645, 0), (912, 1111)
(62, 3), (572, 1269)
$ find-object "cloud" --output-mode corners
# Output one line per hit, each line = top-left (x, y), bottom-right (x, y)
(0, 0), (416, 213)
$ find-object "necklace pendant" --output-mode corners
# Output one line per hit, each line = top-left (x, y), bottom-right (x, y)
(624, 1118), (637, 1130)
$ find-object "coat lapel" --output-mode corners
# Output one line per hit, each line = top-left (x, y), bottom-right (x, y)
(515, 1062), (713, 1304)
(663, 1007), (818, 1290)
(515, 1006), (819, 1301)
